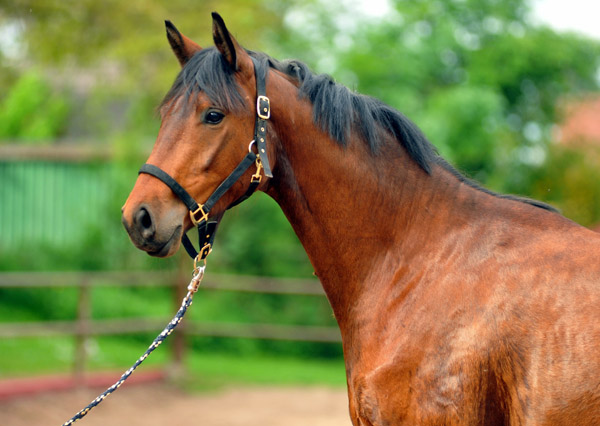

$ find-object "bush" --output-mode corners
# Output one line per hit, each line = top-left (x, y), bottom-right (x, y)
(0, 71), (71, 142)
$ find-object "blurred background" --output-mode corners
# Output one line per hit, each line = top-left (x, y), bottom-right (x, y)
(0, 0), (599, 422)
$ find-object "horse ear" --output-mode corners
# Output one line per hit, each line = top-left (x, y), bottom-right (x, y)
(165, 20), (202, 67)
(211, 12), (240, 70)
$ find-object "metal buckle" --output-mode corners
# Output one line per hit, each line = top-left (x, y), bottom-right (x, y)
(256, 95), (270, 120)
(198, 242), (212, 260)
(189, 204), (209, 226)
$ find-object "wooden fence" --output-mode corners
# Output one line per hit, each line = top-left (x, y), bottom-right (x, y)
(0, 270), (341, 379)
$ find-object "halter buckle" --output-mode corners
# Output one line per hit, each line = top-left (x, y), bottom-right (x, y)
(190, 204), (209, 226)
(198, 242), (212, 260)
(257, 95), (270, 120)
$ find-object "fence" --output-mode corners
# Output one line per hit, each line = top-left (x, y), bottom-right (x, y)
(0, 144), (333, 384)
(0, 144), (126, 248)
(0, 270), (341, 380)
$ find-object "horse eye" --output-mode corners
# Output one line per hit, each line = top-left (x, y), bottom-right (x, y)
(204, 110), (225, 125)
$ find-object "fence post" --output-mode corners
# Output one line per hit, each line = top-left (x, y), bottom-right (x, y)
(170, 256), (188, 378)
(74, 277), (91, 383)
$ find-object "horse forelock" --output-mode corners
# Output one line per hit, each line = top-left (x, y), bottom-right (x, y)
(159, 47), (246, 114)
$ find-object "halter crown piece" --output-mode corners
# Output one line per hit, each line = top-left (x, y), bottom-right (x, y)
(62, 57), (271, 425)
(139, 56), (272, 263)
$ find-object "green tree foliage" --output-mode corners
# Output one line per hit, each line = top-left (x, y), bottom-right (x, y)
(296, 0), (600, 188)
(0, 0), (306, 140)
(418, 85), (507, 177)
(515, 144), (600, 227)
(1, 0), (303, 91)
(0, 71), (70, 141)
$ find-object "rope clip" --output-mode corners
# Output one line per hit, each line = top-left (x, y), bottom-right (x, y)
(189, 258), (206, 293)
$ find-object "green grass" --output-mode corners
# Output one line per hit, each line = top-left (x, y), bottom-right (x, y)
(184, 352), (347, 391)
(0, 336), (75, 376)
(0, 335), (347, 389)
(0, 336), (168, 377)
(0, 269), (344, 388)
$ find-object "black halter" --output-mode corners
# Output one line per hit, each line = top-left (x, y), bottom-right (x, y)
(139, 57), (272, 262)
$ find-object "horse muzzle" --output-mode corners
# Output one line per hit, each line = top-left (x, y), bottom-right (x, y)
(121, 203), (184, 257)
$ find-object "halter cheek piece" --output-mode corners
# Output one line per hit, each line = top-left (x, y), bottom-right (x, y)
(138, 57), (272, 262)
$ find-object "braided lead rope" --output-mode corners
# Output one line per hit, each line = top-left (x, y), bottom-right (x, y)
(61, 265), (206, 426)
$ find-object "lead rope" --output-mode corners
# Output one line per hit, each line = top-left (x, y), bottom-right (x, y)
(61, 260), (207, 426)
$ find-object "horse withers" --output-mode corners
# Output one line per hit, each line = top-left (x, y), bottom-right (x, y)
(121, 13), (600, 425)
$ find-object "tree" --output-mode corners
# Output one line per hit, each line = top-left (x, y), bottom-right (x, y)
(285, 0), (600, 190)
(0, 0), (306, 139)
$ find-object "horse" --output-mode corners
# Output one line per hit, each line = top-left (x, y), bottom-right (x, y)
(121, 12), (600, 425)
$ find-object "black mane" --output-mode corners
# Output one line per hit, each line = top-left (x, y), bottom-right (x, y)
(160, 47), (558, 213)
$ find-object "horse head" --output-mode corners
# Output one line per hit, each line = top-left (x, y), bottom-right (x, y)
(122, 13), (275, 257)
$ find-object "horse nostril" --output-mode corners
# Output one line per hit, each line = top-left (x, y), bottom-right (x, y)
(135, 206), (155, 239)
(140, 209), (152, 229)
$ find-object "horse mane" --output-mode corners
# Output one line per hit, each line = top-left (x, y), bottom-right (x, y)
(160, 47), (558, 213)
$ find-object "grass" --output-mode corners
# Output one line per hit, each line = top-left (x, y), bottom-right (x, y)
(0, 269), (345, 390)
(183, 352), (347, 391)
(0, 336), (168, 377)
(0, 336), (76, 376)
(0, 335), (347, 390)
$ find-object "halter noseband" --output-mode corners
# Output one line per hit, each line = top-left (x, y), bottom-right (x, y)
(138, 57), (272, 262)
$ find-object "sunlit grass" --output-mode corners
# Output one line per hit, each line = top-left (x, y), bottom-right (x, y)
(0, 336), (346, 389)
(183, 352), (346, 391)
(0, 274), (344, 388)
(0, 336), (75, 376)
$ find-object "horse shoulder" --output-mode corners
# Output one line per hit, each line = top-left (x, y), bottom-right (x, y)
(347, 346), (511, 426)
(345, 296), (509, 425)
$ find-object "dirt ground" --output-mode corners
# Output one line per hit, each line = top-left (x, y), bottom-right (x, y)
(0, 383), (351, 426)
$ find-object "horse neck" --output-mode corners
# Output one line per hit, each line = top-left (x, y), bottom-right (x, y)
(265, 76), (470, 325)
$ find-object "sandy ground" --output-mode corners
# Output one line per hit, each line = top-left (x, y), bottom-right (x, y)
(0, 383), (351, 426)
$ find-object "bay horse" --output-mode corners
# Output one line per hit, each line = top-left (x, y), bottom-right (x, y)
(122, 13), (600, 425)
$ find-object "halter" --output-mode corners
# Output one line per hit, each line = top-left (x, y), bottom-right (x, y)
(138, 57), (272, 263)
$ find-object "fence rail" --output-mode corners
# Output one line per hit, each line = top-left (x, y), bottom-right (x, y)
(0, 270), (327, 294)
(0, 319), (341, 342)
(0, 270), (340, 379)
(0, 143), (113, 163)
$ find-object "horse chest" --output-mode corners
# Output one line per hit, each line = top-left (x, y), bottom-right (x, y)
(348, 356), (494, 426)
(344, 313), (507, 425)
